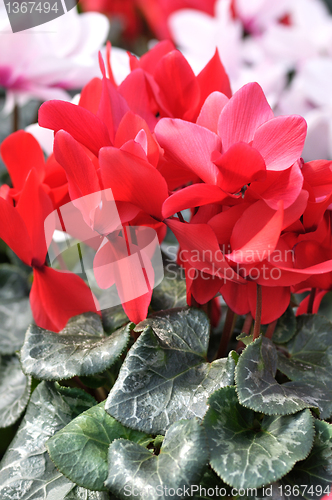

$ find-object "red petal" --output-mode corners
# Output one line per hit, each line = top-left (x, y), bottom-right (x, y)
(135, 40), (175, 73)
(166, 218), (244, 282)
(218, 82), (274, 150)
(118, 69), (158, 130)
(39, 101), (111, 156)
(30, 266), (99, 332)
(54, 131), (100, 200)
(154, 50), (201, 121)
(221, 281), (250, 316)
(78, 77), (103, 115)
(162, 184), (227, 219)
(155, 119), (221, 184)
(208, 204), (250, 246)
(0, 131), (45, 190)
(97, 77), (130, 143)
(229, 200), (284, 263)
(0, 197), (33, 265)
(114, 111), (159, 166)
(100, 146), (168, 220)
(248, 283), (290, 324)
(296, 290), (327, 316)
(302, 159), (332, 198)
(252, 115), (307, 171)
(197, 48), (232, 107)
(212, 142), (266, 193)
(16, 169), (53, 267)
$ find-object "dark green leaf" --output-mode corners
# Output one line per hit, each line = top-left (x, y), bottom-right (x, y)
(65, 488), (110, 499)
(105, 419), (208, 500)
(106, 308), (235, 434)
(20, 313), (131, 380)
(0, 264), (29, 300)
(0, 381), (95, 499)
(0, 354), (31, 428)
(102, 305), (129, 335)
(236, 336), (332, 416)
(280, 420), (332, 499)
(151, 258), (187, 311)
(203, 387), (314, 489)
(272, 306), (297, 344)
(46, 401), (152, 491)
(191, 467), (231, 499)
(0, 298), (32, 355)
(277, 314), (332, 384)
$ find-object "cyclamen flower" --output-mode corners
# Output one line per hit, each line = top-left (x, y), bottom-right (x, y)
(170, 0), (332, 160)
(0, 131), (99, 331)
(0, 4), (109, 110)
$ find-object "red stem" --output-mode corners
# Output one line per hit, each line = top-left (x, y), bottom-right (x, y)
(307, 288), (316, 314)
(253, 283), (262, 340)
(215, 307), (236, 359)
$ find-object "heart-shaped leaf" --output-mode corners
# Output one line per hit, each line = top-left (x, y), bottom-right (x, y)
(151, 257), (187, 311)
(235, 336), (332, 417)
(20, 312), (131, 380)
(0, 382), (96, 499)
(0, 298), (32, 355)
(272, 306), (297, 344)
(277, 314), (332, 384)
(203, 386), (315, 489)
(64, 487), (110, 499)
(0, 354), (31, 428)
(106, 308), (235, 434)
(280, 420), (332, 499)
(102, 304), (129, 334)
(0, 264), (30, 300)
(105, 418), (208, 500)
(46, 401), (152, 491)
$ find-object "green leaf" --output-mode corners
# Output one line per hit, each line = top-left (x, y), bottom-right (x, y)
(64, 488), (110, 499)
(0, 298), (32, 355)
(0, 264), (29, 300)
(0, 381), (96, 499)
(191, 467), (231, 499)
(0, 354), (31, 428)
(106, 308), (235, 434)
(105, 418), (208, 500)
(20, 312), (131, 380)
(236, 332), (254, 346)
(151, 257), (187, 311)
(272, 306), (297, 344)
(203, 386), (315, 490)
(46, 401), (152, 491)
(235, 336), (332, 417)
(102, 305), (129, 335)
(280, 420), (332, 499)
(277, 314), (332, 384)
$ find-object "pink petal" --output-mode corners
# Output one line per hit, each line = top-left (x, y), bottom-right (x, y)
(252, 115), (307, 171)
(218, 82), (274, 150)
(247, 160), (304, 210)
(155, 119), (221, 184)
(196, 92), (229, 134)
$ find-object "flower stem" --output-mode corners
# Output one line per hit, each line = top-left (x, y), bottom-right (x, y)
(13, 103), (19, 132)
(253, 283), (262, 340)
(265, 319), (277, 339)
(215, 307), (236, 359)
(307, 288), (316, 314)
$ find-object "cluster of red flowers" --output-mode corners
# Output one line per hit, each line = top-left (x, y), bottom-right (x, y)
(1, 40), (332, 331)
